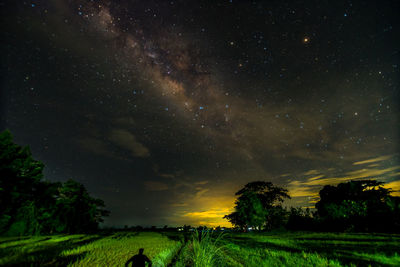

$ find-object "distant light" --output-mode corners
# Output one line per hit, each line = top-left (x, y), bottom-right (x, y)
(199, 106), (204, 110)
(303, 37), (309, 43)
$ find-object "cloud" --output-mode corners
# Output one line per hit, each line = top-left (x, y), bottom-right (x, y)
(79, 137), (110, 156)
(353, 155), (393, 165)
(164, 180), (236, 227)
(195, 180), (209, 185)
(389, 172), (400, 177)
(288, 180), (318, 198)
(286, 165), (400, 207)
(109, 129), (150, 158)
(307, 175), (325, 181)
(159, 173), (175, 179)
(171, 203), (188, 207)
(79, 129), (150, 160)
(144, 181), (169, 191)
(295, 166), (400, 188)
(184, 209), (231, 219)
(195, 189), (209, 198)
(78, 137), (129, 161)
(303, 170), (320, 176)
(180, 202), (234, 227)
(344, 166), (400, 180)
(183, 207), (233, 227)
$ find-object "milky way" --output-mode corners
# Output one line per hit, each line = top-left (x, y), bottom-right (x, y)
(1, 0), (399, 226)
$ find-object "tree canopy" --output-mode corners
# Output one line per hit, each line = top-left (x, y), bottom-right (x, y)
(224, 179), (399, 233)
(224, 181), (290, 230)
(315, 180), (400, 232)
(0, 130), (109, 235)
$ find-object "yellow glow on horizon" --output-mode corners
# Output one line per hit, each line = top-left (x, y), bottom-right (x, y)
(384, 180), (400, 196)
(167, 185), (236, 227)
(184, 208), (233, 227)
(170, 163), (399, 227)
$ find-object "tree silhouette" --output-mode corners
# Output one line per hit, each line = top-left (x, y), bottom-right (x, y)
(315, 180), (400, 232)
(0, 130), (109, 235)
(224, 181), (290, 230)
(287, 207), (315, 231)
(55, 179), (109, 233)
(0, 130), (45, 234)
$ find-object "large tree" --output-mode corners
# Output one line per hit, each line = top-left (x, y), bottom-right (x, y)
(224, 181), (290, 230)
(315, 180), (400, 232)
(55, 179), (109, 233)
(0, 130), (109, 235)
(0, 130), (45, 234)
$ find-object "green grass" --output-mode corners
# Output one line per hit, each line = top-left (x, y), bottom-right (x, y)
(220, 232), (400, 266)
(189, 230), (225, 267)
(0, 231), (399, 266)
(0, 232), (182, 266)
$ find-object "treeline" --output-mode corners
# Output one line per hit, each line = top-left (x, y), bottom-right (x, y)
(0, 130), (109, 236)
(224, 180), (400, 233)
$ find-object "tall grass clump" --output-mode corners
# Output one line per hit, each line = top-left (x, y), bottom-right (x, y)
(190, 230), (225, 267)
(151, 242), (182, 267)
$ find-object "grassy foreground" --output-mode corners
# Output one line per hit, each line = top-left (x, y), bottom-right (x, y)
(1, 231), (399, 266)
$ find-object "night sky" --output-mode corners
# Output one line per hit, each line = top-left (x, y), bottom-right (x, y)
(1, 0), (399, 227)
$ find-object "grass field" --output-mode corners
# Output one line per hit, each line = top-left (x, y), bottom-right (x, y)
(219, 232), (400, 267)
(0, 232), (181, 266)
(1, 231), (399, 266)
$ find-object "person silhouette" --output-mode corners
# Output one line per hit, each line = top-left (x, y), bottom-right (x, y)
(125, 248), (152, 267)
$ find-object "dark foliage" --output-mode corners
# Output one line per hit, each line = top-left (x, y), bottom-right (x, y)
(224, 181), (291, 230)
(225, 179), (399, 233)
(315, 180), (400, 232)
(0, 130), (109, 235)
(286, 207), (315, 231)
